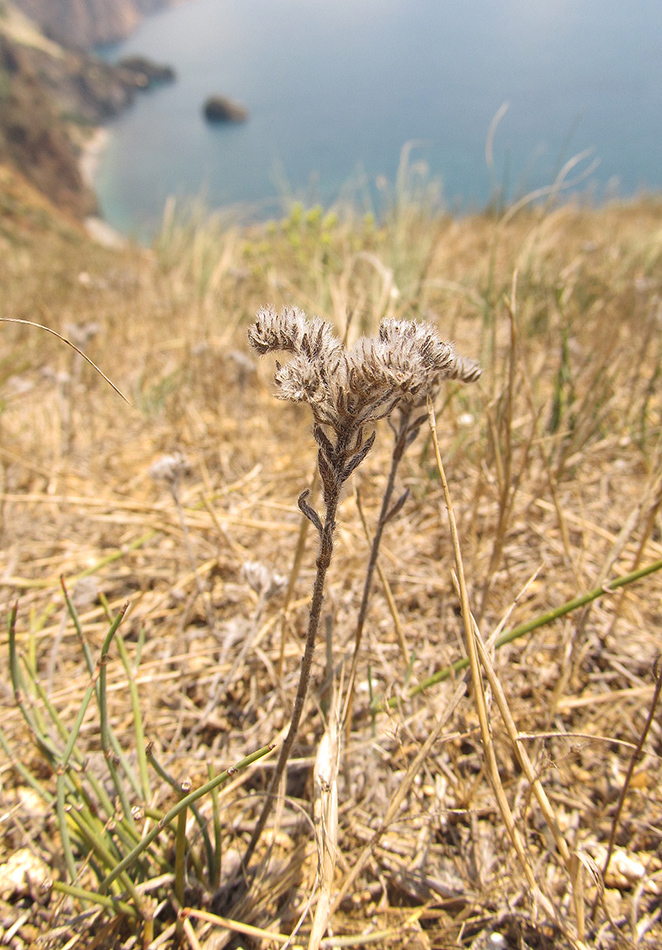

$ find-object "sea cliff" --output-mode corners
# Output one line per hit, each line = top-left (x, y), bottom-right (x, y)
(10, 0), (178, 50)
(0, 1), (174, 219)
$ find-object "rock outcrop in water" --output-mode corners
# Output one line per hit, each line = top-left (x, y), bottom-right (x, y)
(203, 95), (248, 124)
(117, 55), (175, 88)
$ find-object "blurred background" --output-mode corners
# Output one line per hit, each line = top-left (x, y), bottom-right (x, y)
(93, 0), (662, 237)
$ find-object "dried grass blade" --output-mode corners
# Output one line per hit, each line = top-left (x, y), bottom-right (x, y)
(331, 680), (466, 915)
(309, 684), (341, 950)
(183, 908), (291, 944)
(352, 488), (409, 672)
(593, 655), (662, 921)
(0, 317), (131, 404)
(470, 614), (586, 939)
(374, 555), (662, 712)
(426, 397), (544, 907)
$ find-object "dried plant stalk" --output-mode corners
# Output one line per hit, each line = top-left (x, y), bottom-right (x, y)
(244, 307), (479, 865)
(426, 399), (549, 911)
(308, 682), (341, 950)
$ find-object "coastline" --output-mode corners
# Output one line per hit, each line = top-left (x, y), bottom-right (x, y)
(79, 126), (110, 191)
(79, 127), (128, 248)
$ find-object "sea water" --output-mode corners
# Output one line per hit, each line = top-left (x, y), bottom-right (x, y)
(95, 0), (662, 238)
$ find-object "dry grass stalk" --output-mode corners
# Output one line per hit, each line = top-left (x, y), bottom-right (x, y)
(330, 680), (467, 917)
(470, 617), (585, 942)
(594, 656), (662, 918)
(352, 486), (409, 668)
(426, 398), (546, 912)
(343, 330), (480, 733)
(308, 677), (341, 950)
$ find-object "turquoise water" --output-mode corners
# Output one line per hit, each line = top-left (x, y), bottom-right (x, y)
(96, 0), (662, 237)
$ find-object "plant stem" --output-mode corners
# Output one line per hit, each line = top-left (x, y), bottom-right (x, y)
(243, 492), (339, 868)
(592, 655), (662, 921)
(343, 409), (410, 732)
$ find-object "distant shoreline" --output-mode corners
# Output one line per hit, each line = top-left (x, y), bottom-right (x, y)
(78, 128), (127, 247)
(79, 127), (109, 191)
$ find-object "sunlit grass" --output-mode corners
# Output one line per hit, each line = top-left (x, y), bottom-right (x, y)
(0, 167), (661, 947)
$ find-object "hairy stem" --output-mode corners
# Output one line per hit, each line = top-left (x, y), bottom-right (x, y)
(243, 491), (339, 868)
(343, 408), (410, 732)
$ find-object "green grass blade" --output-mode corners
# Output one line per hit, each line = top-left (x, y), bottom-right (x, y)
(373, 556), (662, 712)
(206, 760), (222, 890)
(115, 629), (152, 803)
(147, 745), (213, 879)
(52, 880), (137, 917)
(60, 576), (95, 676)
(56, 773), (78, 883)
(100, 742), (275, 892)
(0, 724), (53, 804)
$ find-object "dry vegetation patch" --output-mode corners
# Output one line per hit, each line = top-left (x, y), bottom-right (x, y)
(0, 194), (661, 949)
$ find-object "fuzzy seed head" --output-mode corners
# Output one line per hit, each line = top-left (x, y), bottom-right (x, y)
(248, 308), (480, 433)
(248, 306), (342, 363)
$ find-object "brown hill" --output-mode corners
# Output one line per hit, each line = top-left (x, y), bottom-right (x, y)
(0, 32), (96, 218)
(0, 3), (175, 216)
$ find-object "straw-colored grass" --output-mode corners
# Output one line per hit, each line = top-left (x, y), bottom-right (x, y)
(0, 173), (661, 949)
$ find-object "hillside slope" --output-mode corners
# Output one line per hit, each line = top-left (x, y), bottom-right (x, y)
(0, 2), (174, 216)
(10, 0), (175, 49)
(0, 32), (96, 217)
(0, 195), (661, 949)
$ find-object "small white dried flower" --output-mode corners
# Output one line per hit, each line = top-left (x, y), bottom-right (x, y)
(376, 317), (481, 392)
(447, 354), (482, 384)
(71, 576), (99, 610)
(148, 451), (189, 487)
(64, 321), (101, 348)
(242, 560), (287, 601)
(249, 309), (480, 430)
(248, 306), (342, 363)
(41, 367), (71, 386)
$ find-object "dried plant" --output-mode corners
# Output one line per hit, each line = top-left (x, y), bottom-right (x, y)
(243, 306), (481, 865)
(344, 320), (481, 727)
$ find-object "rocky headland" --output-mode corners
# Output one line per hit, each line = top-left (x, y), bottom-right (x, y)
(0, 0), (176, 220)
(10, 0), (178, 50)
